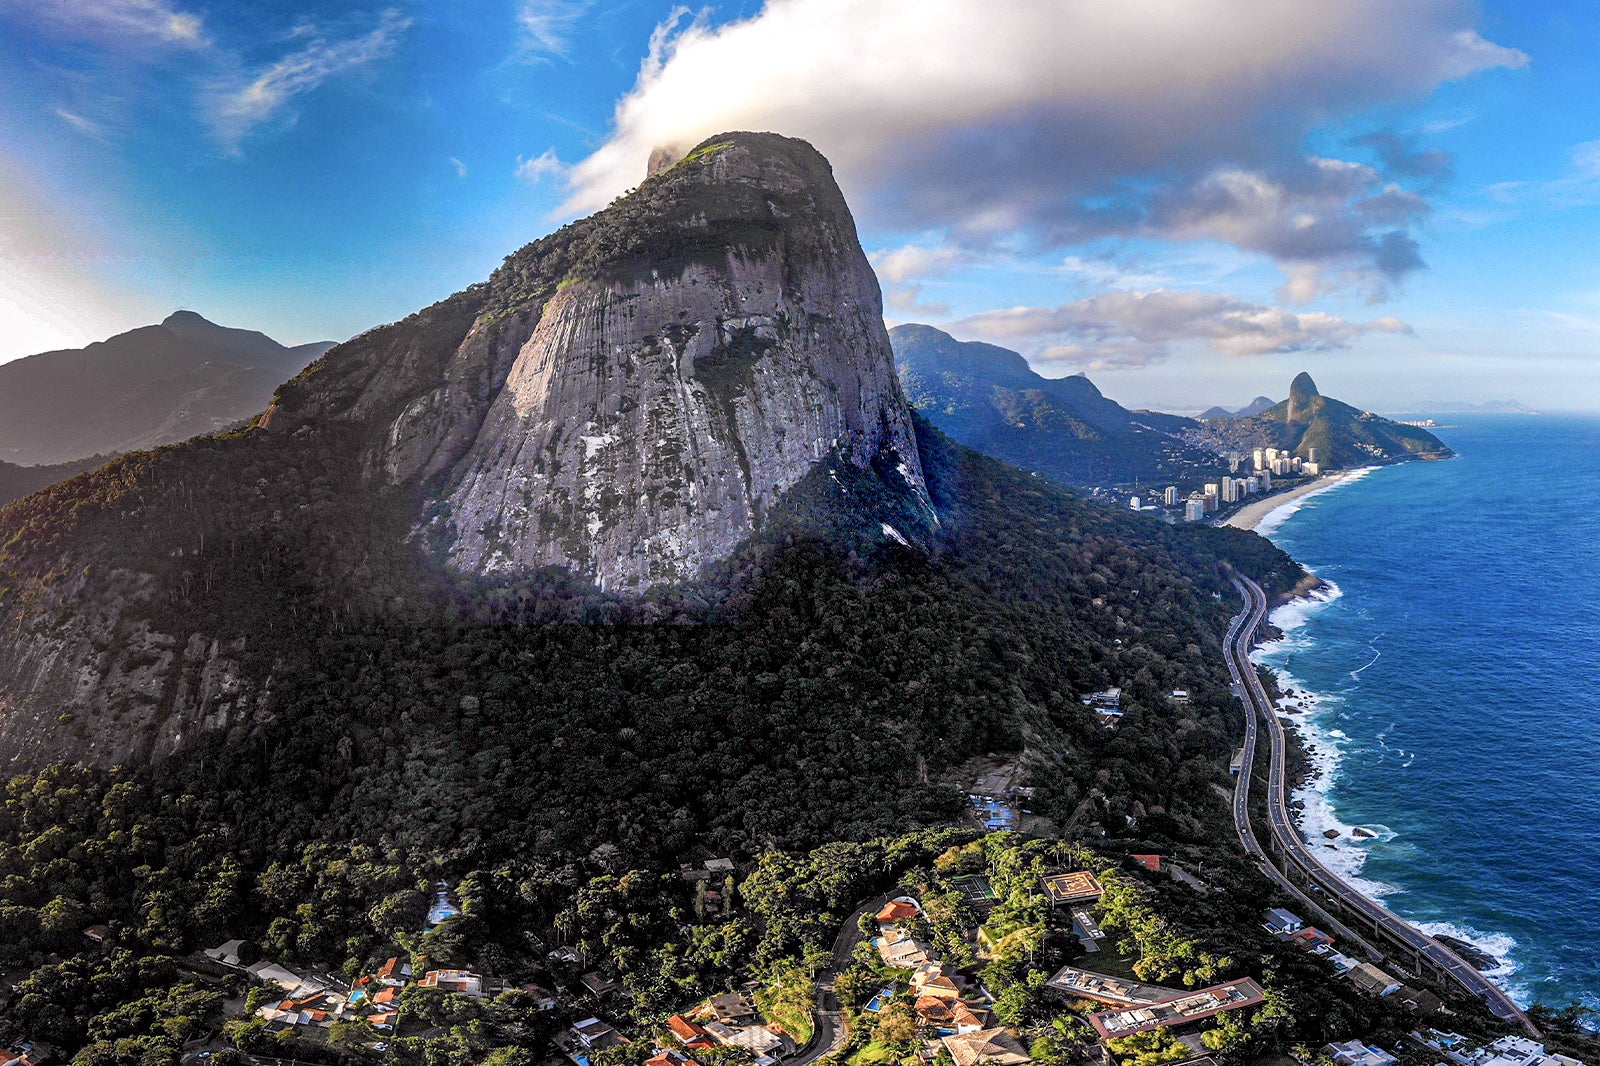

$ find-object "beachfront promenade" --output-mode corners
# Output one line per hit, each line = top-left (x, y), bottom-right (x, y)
(1224, 574), (1539, 1037)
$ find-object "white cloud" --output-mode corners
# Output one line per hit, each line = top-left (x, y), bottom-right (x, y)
(515, 147), (569, 184)
(450, 156), (468, 179)
(564, 0), (1524, 298)
(868, 243), (963, 314)
(1057, 255), (1163, 291)
(205, 9), (410, 150)
(3, 0), (207, 49)
(514, 0), (590, 58)
(956, 289), (1413, 370)
(1148, 159), (1432, 302)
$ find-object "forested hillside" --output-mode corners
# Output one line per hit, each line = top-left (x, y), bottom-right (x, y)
(892, 324), (1226, 487)
(0, 454), (109, 507)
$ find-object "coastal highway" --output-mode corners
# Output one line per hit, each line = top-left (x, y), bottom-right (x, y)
(1223, 580), (1383, 959)
(1225, 574), (1540, 1038)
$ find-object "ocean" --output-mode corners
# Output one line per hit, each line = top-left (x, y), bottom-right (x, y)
(1249, 414), (1600, 1010)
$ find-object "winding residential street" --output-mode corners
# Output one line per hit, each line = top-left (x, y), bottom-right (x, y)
(790, 893), (893, 1066)
(1224, 574), (1538, 1037)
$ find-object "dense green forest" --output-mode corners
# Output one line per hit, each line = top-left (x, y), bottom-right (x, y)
(0, 774), (1527, 1066)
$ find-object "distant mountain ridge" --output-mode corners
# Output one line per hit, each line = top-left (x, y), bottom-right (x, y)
(1186, 372), (1453, 467)
(0, 311), (333, 465)
(1199, 396), (1276, 420)
(891, 323), (1225, 486)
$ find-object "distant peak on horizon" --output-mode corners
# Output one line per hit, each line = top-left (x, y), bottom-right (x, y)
(162, 309), (217, 327)
(1289, 371), (1319, 400)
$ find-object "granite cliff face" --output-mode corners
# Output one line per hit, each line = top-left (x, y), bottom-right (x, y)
(435, 144), (922, 590)
(0, 132), (930, 766)
(268, 132), (926, 592)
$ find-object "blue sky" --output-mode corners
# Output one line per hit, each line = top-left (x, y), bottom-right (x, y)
(1, 0), (1597, 412)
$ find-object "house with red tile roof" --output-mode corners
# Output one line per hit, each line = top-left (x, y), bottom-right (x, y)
(914, 974), (962, 1000)
(877, 899), (920, 924)
(376, 957), (412, 986)
(668, 1014), (716, 1049)
(942, 1028), (1032, 1066)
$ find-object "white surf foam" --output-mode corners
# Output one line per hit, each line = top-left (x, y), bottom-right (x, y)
(1253, 579), (1401, 900)
(1418, 920), (1530, 1006)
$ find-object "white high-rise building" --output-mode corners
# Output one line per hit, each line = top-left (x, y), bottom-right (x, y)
(1245, 476), (1260, 493)
(1130, 496), (1141, 510)
(1163, 486), (1178, 506)
(1260, 469), (1272, 490)
(1221, 477), (1238, 504)
(1308, 447), (1318, 465)
(1253, 448), (1265, 471)
(1184, 498), (1205, 522)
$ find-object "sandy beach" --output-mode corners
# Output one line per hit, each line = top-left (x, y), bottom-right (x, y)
(1224, 470), (1361, 531)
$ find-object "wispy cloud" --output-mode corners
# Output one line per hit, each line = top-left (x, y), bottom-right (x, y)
(515, 147), (569, 184)
(205, 9), (410, 151)
(53, 106), (113, 143)
(4, 0), (208, 49)
(955, 289), (1412, 371)
(514, 0), (591, 59)
(1485, 139), (1600, 210)
(449, 156), (468, 179)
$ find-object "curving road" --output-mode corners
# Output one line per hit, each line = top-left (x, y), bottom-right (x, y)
(789, 893), (892, 1066)
(1225, 573), (1539, 1037)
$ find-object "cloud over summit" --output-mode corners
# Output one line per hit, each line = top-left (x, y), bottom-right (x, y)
(566, 0), (1524, 299)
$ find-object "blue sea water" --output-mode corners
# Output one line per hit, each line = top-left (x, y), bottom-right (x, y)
(1249, 414), (1600, 1009)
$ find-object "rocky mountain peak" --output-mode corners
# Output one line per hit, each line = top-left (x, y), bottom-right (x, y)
(273, 131), (928, 594)
(1287, 371), (1320, 423)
